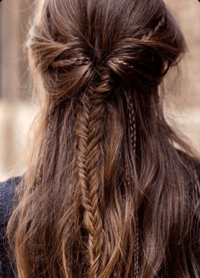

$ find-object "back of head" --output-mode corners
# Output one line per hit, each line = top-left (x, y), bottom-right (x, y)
(28, 0), (185, 99)
(6, 0), (200, 277)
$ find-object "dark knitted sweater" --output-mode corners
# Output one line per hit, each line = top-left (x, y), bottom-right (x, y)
(0, 176), (21, 278)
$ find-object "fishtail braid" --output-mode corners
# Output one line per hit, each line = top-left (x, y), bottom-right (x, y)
(75, 92), (98, 277)
(125, 90), (139, 278)
(76, 71), (111, 278)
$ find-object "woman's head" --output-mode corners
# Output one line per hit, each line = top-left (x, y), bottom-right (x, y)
(6, 1), (200, 278)
(27, 0), (186, 103)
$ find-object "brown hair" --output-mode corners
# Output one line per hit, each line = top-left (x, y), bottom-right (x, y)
(6, 0), (200, 277)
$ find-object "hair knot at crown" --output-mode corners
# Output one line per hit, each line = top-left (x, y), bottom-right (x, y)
(29, 31), (168, 100)
(31, 37), (113, 102)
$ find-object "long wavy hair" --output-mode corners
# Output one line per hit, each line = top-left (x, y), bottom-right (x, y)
(6, 0), (200, 277)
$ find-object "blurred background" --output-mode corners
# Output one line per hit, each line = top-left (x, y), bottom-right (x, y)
(0, 0), (200, 181)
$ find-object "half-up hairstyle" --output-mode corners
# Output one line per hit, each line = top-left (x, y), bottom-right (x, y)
(6, 0), (200, 277)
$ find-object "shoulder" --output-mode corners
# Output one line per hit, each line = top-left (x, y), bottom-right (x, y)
(0, 176), (23, 233)
(0, 176), (22, 200)
(0, 176), (23, 218)
(0, 176), (23, 278)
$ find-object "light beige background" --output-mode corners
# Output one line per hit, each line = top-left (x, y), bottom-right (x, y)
(0, 0), (200, 181)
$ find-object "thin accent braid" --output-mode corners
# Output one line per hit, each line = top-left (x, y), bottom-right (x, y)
(124, 154), (135, 278)
(51, 56), (90, 68)
(154, 12), (166, 34)
(112, 58), (135, 69)
(76, 73), (111, 277)
(126, 91), (139, 278)
(143, 11), (166, 41)
(126, 93), (137, 158)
